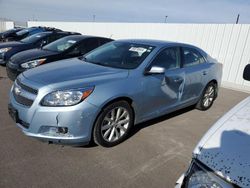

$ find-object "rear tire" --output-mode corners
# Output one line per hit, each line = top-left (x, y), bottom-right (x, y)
(196, 82), (217, 111)
(93, 101), (134, 147)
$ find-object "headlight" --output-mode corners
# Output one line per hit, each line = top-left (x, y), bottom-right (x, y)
(0, 47), (12, 53)
(184, 160), (234, 188)
(41, 87), (94, 106)
(21, 58), (46, 69)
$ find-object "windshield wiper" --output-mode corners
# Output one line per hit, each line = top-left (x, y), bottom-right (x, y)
(80, 56), (87, 61)
(92, 62), (106, 66)
(80, 56), (110, 67)
(83, 58), (106, 67)
(43, 48), (57, 52)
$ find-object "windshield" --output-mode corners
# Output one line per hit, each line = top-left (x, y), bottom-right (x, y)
(16, 28), (34, 36)
(84, 41), (155, 69)
(2, 28), (17, 35)
(43, 37), (78, 52)
(20, 33), (47, 43)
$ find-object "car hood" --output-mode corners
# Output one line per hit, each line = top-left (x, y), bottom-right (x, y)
(193, 96), (250, 187)
(10, 49), (58, 64)
(0, 41), (26, 48)
(23, 58), (129, 87)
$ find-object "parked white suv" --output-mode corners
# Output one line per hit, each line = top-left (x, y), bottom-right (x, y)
(176, 64), (250, 188)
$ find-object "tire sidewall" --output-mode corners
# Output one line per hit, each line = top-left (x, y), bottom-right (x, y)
(93, 101), (134, 147)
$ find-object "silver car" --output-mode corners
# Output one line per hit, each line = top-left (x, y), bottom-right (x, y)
(8, 39), (222, 147)
(176, 65), (250, 188)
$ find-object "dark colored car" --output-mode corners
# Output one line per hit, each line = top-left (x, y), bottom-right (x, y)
(0, 31), (80, 65)
(0, 28), (24, 42)
(1, 26), (61, 42)
(6, 35), (113, 80)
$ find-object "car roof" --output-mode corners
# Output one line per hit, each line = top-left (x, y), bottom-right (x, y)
(116, 39), (207, 55)
(60, 35), (113, 41)
(116, 39), (198, 48)
(32, 31), (80, 36)
(31, 26), (62, 31)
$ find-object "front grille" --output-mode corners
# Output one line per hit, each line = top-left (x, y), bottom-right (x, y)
(13, 79), (38, 107)
(16, 79), (38, 95)
(13, 94), (34, 106)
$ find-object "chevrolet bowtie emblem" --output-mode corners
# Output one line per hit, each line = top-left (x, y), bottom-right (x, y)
(14, 85), (22, 96)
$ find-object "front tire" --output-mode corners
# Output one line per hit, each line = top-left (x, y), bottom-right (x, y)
(196, 82), (217, 111)
(93, 101), (134, 147)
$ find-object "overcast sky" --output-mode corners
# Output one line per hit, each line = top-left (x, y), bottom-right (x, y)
(0, 0), (250, 23)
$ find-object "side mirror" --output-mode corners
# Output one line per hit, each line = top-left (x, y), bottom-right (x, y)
(40, 40), (47, 48)
(243, 64), (250, 81)
(145, 66), (165, 75)
(68, 49), (81, 56)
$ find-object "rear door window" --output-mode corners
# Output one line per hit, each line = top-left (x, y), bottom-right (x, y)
(84, 38), (100, 53)
(47, 34), (64, 43)
(182, 47), (206, 67)
(99, 38), (112, 46)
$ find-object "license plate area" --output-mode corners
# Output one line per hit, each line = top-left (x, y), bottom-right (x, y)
(8, 104), (18, 123)
(8, 104), (30, 129)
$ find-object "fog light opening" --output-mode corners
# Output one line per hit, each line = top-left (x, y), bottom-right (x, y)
(57, 127), (68, 134)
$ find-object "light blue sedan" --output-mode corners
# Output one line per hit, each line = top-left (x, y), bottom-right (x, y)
(8, 39), (222, 147)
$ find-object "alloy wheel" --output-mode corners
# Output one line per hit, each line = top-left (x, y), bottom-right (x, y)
(202, 85), (215, 108)
(101, 107), (130, 142)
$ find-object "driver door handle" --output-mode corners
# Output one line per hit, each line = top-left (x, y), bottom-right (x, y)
(202, 71), (208, 75)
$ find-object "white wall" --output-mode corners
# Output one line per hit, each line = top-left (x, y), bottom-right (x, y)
(0, 21), (14, 32)
(28, 21), (250, 92)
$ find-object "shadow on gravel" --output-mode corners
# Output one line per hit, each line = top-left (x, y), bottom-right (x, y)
(128, 105), (196, 139)
(0, 76), (7, 80)
(81, 141), (98, 148)
(79, 105), (195, 148)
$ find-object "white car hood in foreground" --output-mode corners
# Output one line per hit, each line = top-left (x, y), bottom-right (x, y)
(194, 96), (250, 187)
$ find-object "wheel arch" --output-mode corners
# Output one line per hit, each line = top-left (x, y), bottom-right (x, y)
(209, 79), (218, 86)
(100, 96), (135, 119)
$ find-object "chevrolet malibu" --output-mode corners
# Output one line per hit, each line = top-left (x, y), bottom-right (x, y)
(8, 39), (222, 147)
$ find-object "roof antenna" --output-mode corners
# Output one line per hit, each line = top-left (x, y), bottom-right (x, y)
(236, 14), (240, 24)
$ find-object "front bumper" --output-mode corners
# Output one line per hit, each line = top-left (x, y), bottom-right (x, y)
(6, 65), (22, 81)
(0, 58), (6, 65)
(175, 174), (185, 188)
(0, 53), (6, 65)
(9, 86), (100, 146)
